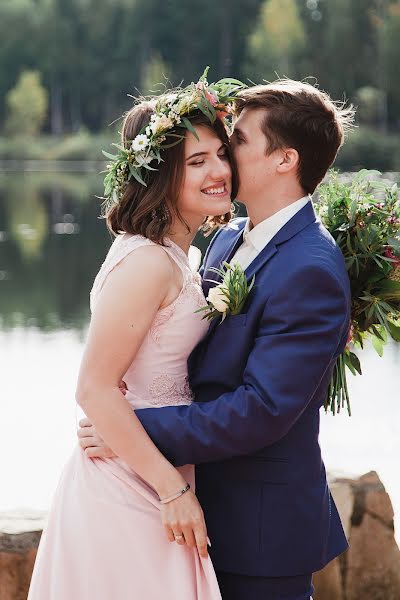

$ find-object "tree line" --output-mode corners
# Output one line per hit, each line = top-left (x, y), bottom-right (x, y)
(1, 0), (400, 136)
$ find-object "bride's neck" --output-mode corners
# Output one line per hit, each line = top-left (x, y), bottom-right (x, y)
(167, 217), (202, 255)
(166, 231), (194, 255)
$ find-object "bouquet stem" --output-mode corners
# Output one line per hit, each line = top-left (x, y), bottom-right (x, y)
(325, 353), (352, 416)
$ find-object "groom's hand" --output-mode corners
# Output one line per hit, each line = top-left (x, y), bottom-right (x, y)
(77, 379), (127, 458)
(77, 418), (117, 458)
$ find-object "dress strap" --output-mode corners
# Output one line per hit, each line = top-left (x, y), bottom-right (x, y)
(161, 238), (191, 279)
(89, 234), (156, 312)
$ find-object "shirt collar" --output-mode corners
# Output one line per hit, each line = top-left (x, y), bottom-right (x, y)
(243, 196), (311, 251)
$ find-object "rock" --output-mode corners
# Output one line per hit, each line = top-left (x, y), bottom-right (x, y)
(329, 476), (353, 539)
(0, 511), (45, 600)
(313, 557), (343, 600)
(313, 471), (400, 600)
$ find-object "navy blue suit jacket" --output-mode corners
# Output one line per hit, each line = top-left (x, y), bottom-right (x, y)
(136, 201), (351, 577)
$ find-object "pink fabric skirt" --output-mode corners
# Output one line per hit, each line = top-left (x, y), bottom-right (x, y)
(28, 446), (221, 599)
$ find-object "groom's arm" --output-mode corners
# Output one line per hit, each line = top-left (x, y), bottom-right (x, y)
(135, 264), (349, 467)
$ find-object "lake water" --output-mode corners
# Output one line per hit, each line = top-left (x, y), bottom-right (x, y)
(1, 171), (399, 541)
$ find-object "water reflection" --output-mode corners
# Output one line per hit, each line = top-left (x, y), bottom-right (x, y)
(0, 172), (110, 330)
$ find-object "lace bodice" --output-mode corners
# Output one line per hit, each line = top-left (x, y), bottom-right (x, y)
(90, 234), (208, 409)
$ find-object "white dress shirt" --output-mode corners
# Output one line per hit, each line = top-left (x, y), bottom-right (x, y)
(230, 196), (311, 270)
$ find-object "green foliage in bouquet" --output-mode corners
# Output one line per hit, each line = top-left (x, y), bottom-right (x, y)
(317, 170), (400, 415)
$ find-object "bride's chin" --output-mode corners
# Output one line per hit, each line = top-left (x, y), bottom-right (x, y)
(204, 199), (232, 216)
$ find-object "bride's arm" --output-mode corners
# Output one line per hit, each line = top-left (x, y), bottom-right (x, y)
(75, 245), (208, 557)
(76, 245), (184, 498)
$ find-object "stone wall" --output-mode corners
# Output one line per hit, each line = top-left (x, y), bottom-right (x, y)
(0, 512), (45, 600)
(0, 534), (41, 600)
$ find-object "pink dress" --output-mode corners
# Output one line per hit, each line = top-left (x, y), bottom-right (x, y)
(28, 234), (222, 600)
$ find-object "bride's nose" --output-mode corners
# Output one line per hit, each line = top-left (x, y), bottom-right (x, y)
(209, 157), (231, 181)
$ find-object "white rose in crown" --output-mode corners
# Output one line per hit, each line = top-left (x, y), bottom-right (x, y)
(150, 114), (174, 135)
(207, 285), (230, 314)
(196, 262), (255, 323)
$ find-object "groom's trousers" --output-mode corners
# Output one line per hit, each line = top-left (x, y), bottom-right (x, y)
(215, 571), (314, 600)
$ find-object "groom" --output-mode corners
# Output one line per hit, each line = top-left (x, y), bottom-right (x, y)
(79, 80), (353, 599)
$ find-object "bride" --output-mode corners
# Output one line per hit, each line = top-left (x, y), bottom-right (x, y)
(28, 73), (241, 600)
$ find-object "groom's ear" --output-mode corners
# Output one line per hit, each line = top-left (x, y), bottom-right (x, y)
(276, 148), (299, 174)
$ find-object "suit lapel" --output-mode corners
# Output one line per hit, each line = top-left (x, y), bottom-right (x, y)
(203, 201), (318, 336)
(202, 224), (246, 296)
(220, 225), (247, 265)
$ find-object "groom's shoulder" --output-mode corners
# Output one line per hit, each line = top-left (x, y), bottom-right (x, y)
(291, 218), (347, 280)
(299, 214), (339, 253)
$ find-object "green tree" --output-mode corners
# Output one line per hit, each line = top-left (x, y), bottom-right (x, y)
(383, 2), (400, 125)
(355, 86), (386, 125)
(298, 0), (386, 100)
(1, 0), (399, 136)
(0, 0), (265, 133)
(32, 0), (144, 133)
(135, 0), (263, 84)
(141, 53), (171, 94)
(5, 70), (48, 136)
(246, 0), (305, 81)
(0, 0), (40, 130)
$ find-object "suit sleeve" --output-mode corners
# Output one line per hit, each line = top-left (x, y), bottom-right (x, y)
(135, 264), (349, 466)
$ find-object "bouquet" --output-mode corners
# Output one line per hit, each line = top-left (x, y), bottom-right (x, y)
(317, 170), (400, 415)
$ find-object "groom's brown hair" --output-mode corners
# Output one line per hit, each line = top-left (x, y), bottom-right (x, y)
(235, 79), (355, 194)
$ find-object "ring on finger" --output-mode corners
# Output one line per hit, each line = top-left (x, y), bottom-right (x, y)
(174, 533), (184, 542)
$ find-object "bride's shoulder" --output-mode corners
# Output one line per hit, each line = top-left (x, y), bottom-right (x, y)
(90, 234), (171, 311)
(97, 233), (172, 285)
(111, 233), (173, 275)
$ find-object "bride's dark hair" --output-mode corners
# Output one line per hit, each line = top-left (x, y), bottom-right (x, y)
(106, 101), (238, 243)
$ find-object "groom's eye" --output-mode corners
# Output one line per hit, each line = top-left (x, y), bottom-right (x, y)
(232, 131), (243, 144)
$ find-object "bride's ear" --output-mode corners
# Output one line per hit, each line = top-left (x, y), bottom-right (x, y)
(276, 148), (299, 174)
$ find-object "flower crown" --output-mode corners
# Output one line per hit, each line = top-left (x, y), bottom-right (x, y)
(102, 67), (246, 207)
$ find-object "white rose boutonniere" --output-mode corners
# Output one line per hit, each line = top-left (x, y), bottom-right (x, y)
(207, 286), (230, 315)
(196, 262), (255, 323)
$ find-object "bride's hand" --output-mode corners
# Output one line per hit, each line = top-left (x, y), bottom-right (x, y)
(161, 490), (209, 558)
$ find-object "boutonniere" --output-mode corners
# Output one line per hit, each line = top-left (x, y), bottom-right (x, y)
(196, 262), (255, 323)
